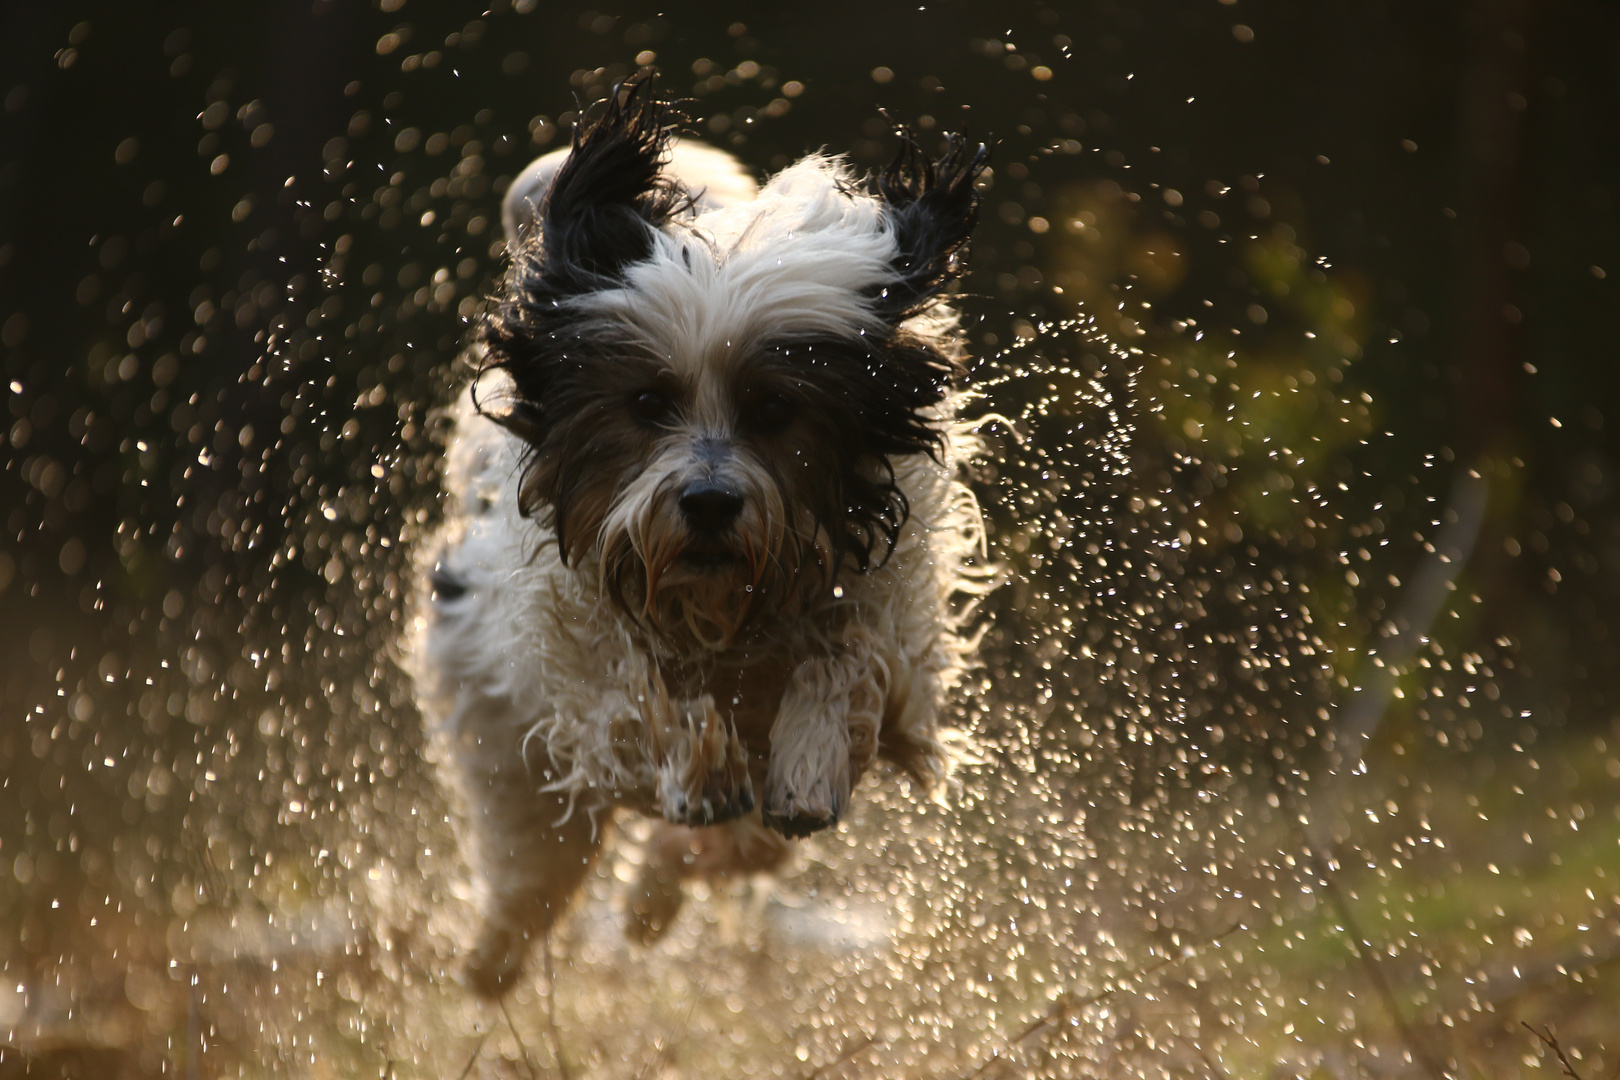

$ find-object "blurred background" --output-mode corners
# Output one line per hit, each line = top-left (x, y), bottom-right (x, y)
(2, 0), (1618, 1076)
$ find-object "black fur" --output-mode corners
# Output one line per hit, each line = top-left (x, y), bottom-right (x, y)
(758, 331), (958, 572)
(535, 74), (689, 286)
(869, 130), (992, 323)
(478, 71), (685, 449)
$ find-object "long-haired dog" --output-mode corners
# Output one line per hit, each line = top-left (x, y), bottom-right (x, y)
(410, 75), (991, 996)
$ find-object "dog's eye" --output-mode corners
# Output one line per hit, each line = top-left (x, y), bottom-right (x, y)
(631, 389), (672, 425)
(751, 393), (796, 432)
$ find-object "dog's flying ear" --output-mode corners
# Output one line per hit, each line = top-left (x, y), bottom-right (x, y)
(478, 73), (684, 451)
(870, 131), (991, 322)
(537, 71), (687, 291)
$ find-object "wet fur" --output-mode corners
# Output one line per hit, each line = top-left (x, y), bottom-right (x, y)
(408, 75), (991, 996)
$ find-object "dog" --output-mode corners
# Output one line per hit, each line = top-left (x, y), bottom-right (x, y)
(409, 74), (991, 996)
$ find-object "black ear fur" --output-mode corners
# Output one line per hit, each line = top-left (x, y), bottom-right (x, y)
(535, 71), (689, 289)
(477, 72), (684, 452)
(870, 131), (992, 322)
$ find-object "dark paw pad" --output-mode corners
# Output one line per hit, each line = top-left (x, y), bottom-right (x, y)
(762, 799), (840, 839)
(665, 773), (754, 827)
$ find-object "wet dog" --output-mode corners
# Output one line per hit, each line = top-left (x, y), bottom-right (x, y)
(410, 75), (990, 996)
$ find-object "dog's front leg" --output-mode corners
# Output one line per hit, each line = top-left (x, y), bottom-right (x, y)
(637, 669), (754, 827)
(762, 645), (885, 837)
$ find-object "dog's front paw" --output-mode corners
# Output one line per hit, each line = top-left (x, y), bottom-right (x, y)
(656, 696), (753, 827)
(762, 739), (851, 838)
(761, 776), (846, 838)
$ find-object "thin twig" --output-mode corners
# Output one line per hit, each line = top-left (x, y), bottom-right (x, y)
(499, 996), (541, 1080)
(542, 932), (572, 1080)
(633, 993), (701, 1080)
(1307, 855), (1448, 1080)
(631, 1034), (672, 1080)
(957, 921), (1246, 1080)
(1200, 1048), (1233, 1080)
(456, 1032), (489, 1080)
(796, 1033), (878, 1080)
(1524, 1024), (1588, 1080)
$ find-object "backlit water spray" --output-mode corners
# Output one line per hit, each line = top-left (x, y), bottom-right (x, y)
(3, 4), (1617, 1078)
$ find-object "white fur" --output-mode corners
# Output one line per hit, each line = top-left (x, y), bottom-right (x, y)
(573, 154), (903, 380)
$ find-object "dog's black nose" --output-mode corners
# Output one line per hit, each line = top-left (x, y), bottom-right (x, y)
(679, 483), (744, 532)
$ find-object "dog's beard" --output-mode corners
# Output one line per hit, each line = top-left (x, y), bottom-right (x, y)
(595, 449), (838, 653)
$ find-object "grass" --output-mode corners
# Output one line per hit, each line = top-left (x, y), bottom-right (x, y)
(5, 730), (1618, 1079)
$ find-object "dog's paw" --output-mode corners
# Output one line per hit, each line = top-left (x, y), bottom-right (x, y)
(465, 924), (528, 999)
(761, 778), (845, 838)
(656, 696), (753, 827)
(763, 732), (852, 838)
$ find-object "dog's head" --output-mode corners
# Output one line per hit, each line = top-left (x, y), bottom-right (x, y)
(477, 74), (989, 650)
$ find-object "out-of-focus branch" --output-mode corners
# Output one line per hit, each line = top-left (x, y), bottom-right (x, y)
(1289, 463), (1488, 1080)
(1285, 0), (1538, 1067)
(1330, 466), (1491, 776)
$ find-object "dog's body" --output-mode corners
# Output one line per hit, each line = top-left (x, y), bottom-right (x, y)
(409, 79), (990, 995)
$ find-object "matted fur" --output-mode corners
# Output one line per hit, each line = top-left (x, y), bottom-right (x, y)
(416, 383), (989, 805)
(407, 75), (992, 995)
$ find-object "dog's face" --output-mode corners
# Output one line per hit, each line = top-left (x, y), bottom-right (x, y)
(477, 78), (988, 650)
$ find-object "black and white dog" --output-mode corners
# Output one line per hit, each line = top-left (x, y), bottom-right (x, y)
(410, 75), (991, 995)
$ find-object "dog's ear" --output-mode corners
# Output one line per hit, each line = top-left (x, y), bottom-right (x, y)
(477, 73), (684, 457)
(870, 131), (991, 322)
(536, 71), (688, 291)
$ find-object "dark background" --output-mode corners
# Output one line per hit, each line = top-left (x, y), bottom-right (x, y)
(2, 0), (1618, 1075)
